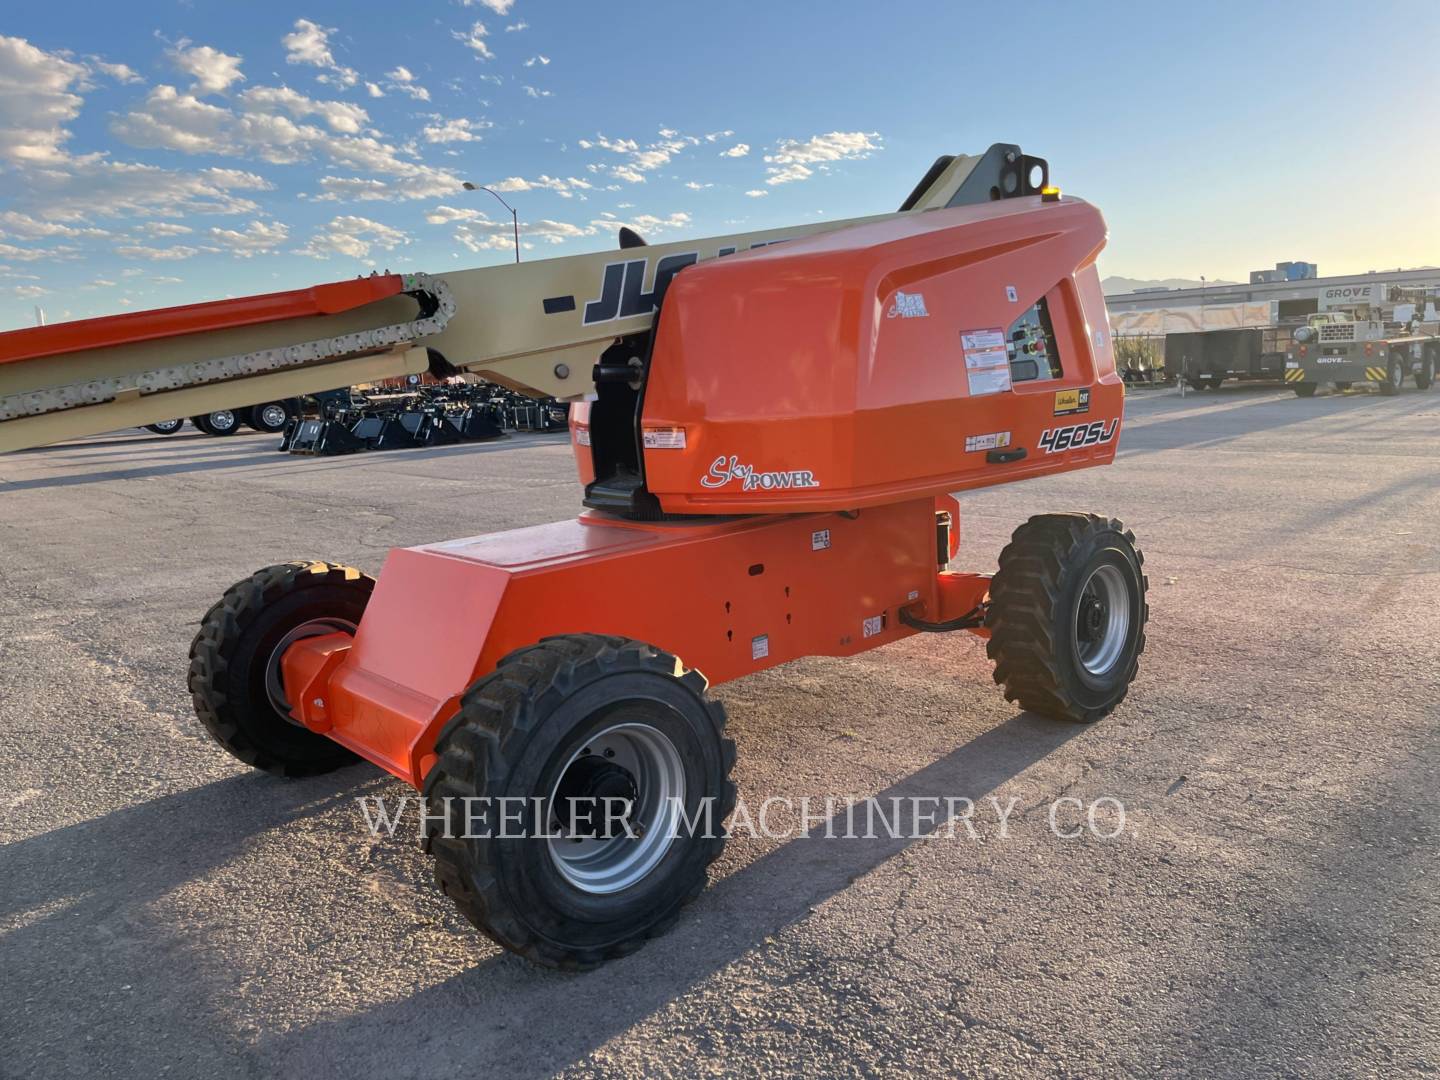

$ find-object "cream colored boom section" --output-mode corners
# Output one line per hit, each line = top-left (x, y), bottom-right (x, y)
(0, 152), (987, 452)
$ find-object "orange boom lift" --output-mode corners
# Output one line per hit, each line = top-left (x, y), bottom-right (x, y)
(13, 146), (1149, 968)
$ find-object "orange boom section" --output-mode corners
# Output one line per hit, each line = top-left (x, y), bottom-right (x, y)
(0, 275), (406, 365)
(635, 195), (1120, 515)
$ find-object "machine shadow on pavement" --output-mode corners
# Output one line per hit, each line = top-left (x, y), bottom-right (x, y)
(255, 710), (1083, 1079)
(0, 430), (567, 494)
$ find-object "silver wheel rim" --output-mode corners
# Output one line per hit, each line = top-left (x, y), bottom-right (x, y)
(155, 419), (182, 432)
(1075, 564), (1131, 677)
(265, 617), (357, 716)
(211, 410), (237, 431)
(261, 404), (287, 428)
(547, 721), (686, 895)
(1392, 361), (1404, 388)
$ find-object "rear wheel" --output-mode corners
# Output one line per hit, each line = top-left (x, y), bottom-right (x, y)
(1203, 379), (1222, 390)
(189, 562), (374, 777)
(423, 634), (736, 970)
(143, 419), (185, 435)
(1380, 354), (1405, 396)
(987, 514), (1148, 723)
(1415, 355), (1434, 391)
(192, 409), (241, 436)
(1294, 383), (1318, 398)
(1333, 381), (1353, 391)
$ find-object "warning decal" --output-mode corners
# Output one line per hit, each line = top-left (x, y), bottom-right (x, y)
(961, 328), (1012, 397)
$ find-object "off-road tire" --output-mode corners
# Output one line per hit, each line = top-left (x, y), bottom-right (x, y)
(144, 419), (185, 435)
(189, 562), (373, 777)
(1380, 354), (1405, 396)
(987, 514), (1148, 723)
(422, 634), (736, 970)
(1333, 381), (1352, 392)
(1294, 383), (1318, 398)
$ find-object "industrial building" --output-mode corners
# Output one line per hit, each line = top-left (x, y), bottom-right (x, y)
(1106, 265), (1440, 335)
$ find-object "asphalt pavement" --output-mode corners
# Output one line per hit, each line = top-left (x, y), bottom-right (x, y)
(1, 384), (1437, 1079)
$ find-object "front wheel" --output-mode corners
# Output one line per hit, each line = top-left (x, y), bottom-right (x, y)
(189, 562), (374, 776)
(1333, 381), (1353, 391)
(987, 514), (1148, 723)
(143, 419), (185, 435)
(423, 634), (736, 970)
(1294, 383), (1318, 398)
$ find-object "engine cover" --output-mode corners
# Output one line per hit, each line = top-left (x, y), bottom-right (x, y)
(625, 194), (1122, 515)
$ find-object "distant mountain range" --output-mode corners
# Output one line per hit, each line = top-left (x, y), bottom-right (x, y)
(1101, 276), (1240, 295)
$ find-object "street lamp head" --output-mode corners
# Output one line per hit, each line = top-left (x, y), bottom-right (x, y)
(462, 181), (477, 191)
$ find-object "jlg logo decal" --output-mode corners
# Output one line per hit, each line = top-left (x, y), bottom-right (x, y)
(1038, 419), (1119, 454)
(702, 455), (819, 492)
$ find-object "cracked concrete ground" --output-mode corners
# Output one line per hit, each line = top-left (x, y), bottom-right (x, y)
(1, 385), (1437, 1079)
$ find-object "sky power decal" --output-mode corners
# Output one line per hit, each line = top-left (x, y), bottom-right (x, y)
(701, 455), (819, 492)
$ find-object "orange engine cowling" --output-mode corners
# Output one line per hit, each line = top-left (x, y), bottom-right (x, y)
(574, 193), (1121, 517)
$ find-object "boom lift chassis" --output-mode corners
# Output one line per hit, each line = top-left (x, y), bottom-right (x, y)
(6, 145), (1150, 968)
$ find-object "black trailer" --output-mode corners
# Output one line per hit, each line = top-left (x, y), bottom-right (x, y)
(1164, 327), (1291, 390)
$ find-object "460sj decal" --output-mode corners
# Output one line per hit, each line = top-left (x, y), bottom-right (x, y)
(1038, 418), (1119, 454)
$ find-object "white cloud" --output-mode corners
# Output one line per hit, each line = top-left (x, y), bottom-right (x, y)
(240, 86), (368, 134)
(523, 55), (550, 67)
(504, 21), (528, 31)
(744, 189), (767, 198)
(609, 165), (645, 184)
(151, 275), (183, 284)
(486, 174), (588, 198)
(10, 160), (270, 225)
(684, 181), (712, 191)
(0, 211), (108, 240)
(297, 215), (409, 260)
(720, 143), (749, 158)
(209, 219), (289, 257)
(114, 244), (205, 260)
(705, 130), (735, 142)
(13, 284), (48, 298)
(0, 35), (88, 164)
(314, 167), (462, 202)
(765, 163), (812, 186)
(0, 242), (65, 262)
(90, 58), (142, 84)
(453, 22), (495, 61)
(579, 135), (639, 154)
(169, 41), (245, 95)
(385, 66), (431, 101)
(763, 130), (880, 184)
(465, 0), (515, 13)
(422, 117), (489, 143)
(143, 222), (193, 236)
(522, 85), (552, 98)
(111, 85), (456, 195)
(365, 81), (384, 98)
(282, 19), (357, 87)
(592, 211), (691, 238)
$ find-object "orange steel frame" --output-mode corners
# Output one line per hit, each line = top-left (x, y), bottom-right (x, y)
(282, 496), (983, 789)
(280, 196), (1122, 790)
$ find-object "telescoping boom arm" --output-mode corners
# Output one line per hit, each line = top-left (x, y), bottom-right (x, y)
(0, 145), (1050, 452)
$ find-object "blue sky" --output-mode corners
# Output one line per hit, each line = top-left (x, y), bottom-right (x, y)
(2, 1), (1438, 329)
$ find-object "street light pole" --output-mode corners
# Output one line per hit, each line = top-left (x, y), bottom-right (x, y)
(462, 181), (520, 263)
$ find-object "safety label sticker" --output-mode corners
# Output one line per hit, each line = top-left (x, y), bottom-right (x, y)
(642, 426), (686, 449)
(811, 528), (831, 551)
(1053, 387), (1091, 416)
(862, 615), (884, 639)
(964, 431), (1011, 453)
(751, 634), (770, 661)
(961, 328), (1011, 397)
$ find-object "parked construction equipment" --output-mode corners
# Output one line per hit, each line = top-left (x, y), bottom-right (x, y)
(3, 145), (1148, 969)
